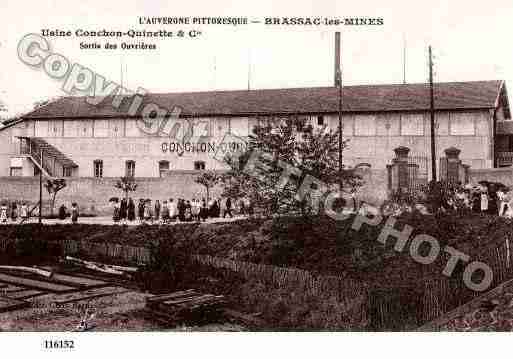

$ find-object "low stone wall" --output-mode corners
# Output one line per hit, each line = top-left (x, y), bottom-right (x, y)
(0, 168), (390, 215)
(0, 173), (224, 215)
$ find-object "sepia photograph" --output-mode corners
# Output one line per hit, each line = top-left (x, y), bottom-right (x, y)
(0, 0), (512, 356)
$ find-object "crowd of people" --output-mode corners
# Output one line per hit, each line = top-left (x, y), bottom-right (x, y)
(6, 180), (511, 224)
(436, 181), (513, 216)
(380, 181), (513, 217)
(0, 201), (30, 224)
(0, 196), (251, 225)
(111, 196), (252, 224)
(0, 201), (80, 224)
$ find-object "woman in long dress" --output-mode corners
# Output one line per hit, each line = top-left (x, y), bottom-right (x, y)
(200, 198), (208, 221)
(71, 203), (79, 224)
(480, 187), (489, 214)
(191, 198), (201, 221)
(184, 201), (192, 222)
(161, 200), (170, 224)
(144, 200), (152, 223)
(127, 198), (136, 221)
(10, 202), (18, 222)
(168, 199), (177, 221)
(20, 202), (28, 222)
(113, 201), (120, 223)
(502, 188), (512, 218)
(120, 198), (127, 222)
(138, 199), (145, 223)
(0, 203), (8, 223)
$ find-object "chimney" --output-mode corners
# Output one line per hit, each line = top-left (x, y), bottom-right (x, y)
(334, 32), (341, 87)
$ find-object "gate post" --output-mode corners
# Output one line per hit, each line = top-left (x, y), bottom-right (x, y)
(387, 146), (419, 195)
(441, 147), (468, 184)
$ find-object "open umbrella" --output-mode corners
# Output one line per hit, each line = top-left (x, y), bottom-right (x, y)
(493, 182), (506, 189)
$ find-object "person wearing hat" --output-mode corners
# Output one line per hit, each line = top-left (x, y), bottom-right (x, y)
(144, 199), (153, 223)
(127, 198), (136, 222)
(71, 202), (79, 224)
(20, 202), (29, 222)
(480, 185), (489, 214)
(137, 199), (145, 223)
(112, 199), (120, 223)
(498, 186), (507, 216)
(0, 202), (8, 224)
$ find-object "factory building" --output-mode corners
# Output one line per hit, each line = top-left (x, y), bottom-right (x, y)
(0, 80), (510, 183)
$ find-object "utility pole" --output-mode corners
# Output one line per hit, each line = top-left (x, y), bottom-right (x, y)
(120, 57), (124, 95)
(39, 149), (43, 224)
(247, 48), (251, 91)
(402, 34), (407, 84)
(335, 32), (343, 186)
(429, 45), (437, 182)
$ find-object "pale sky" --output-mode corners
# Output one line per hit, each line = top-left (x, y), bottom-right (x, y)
(0, 0), (512, 118)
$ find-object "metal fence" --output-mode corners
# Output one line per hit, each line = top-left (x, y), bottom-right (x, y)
(406, 155), (429, 194)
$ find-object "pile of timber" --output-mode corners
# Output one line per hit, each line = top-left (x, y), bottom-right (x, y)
(145, 289), (225, 325)
(0, 260), (144, 315)
(0, 265), (118, 312)
(60, 257), (139, 289)
(0, 297), (29, 313)
(64, 256), (138, 277)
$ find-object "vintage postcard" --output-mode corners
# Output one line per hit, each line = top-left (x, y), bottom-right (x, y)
(0, 0), (512, 356)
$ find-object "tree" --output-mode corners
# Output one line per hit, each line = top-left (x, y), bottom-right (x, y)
(44, 178), (67, 216)
(195, 171), (220, 202)
(115, 176), (138, 201)
(219, 117), (363, 216)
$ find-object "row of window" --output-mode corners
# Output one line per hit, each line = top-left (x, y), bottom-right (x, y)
(92, 160), (206, 178)
(33, 116), (339, 139)
(33, 118), (238, 138)
(346, 113), (478, 137)
(254, 113), (478, 137)
(32, 113), (479, 139)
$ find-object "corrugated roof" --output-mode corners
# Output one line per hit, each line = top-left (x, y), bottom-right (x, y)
(22, 80), (507, 119)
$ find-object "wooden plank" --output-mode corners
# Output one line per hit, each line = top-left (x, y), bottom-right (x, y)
(162, 294), (213, 306)
(64, 256), (126, 276)
(0, 297), (29, 313)
(223, 309), (265, 327)
(54, 289), (131, 305)
(147, 290), (198, 302)
(185, 296), (225, 308)
(53, 286), (128, 304)
(7, 289), (45, 300)
(2, 270), (109, 289)
(175, 296), (221, 308)
(186, 300), (225, 311)
(0, 273), (76, 293)
(48, 273), (108, 288)
(65, 256), (138, 273)
(0, 265), (52, 278)
(1, 285), (26, 293)
(59, 270), (133, 289)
